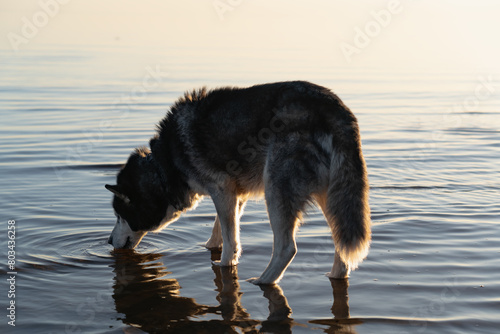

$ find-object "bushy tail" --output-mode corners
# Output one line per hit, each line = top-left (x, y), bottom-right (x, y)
(326, 145), (371, 270)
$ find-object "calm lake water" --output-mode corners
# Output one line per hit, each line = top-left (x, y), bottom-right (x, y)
(1, 46), (499, 334)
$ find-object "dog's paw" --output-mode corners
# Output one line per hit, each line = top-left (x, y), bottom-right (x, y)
(326, 269), (349, 279)
(211, 260), (237, 267)
(206, 245), (223, 251)
(205, 241), (222, 250)
(246, 277), (276, 285)
(326, 272), (349, 280)
(246, 277), (262, 285)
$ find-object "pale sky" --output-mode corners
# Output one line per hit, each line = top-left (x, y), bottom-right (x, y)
(1, 0), (499, 71)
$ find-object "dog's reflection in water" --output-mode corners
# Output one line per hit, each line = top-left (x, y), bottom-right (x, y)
(310, 279), (363, 334)
(111, 251), (211, 332)
(111, 250), (355, 333)
(212, 264), (293, 333)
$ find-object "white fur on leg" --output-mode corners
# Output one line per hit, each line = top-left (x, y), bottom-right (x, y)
(247, 240), (296, 285)
(214, 247), (240, 267)
(217, 220), (241, 266)
(247, 198), (299, 285)
(326, 250), (351, 279)
(211, 193), (241, 267)
(315, 195), (353, 279)
(205, 215), (223, 249)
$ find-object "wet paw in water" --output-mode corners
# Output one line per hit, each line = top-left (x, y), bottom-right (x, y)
(246, 277), (264, 285)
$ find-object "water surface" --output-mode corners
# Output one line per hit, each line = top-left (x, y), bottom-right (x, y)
(1, 46), (499, 333)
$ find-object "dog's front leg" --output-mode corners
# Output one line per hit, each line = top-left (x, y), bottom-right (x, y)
(211, 192), (240, 266)
(206, 199), (247, 250)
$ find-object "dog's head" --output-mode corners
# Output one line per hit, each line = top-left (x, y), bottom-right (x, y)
(105, 148), (182, 249)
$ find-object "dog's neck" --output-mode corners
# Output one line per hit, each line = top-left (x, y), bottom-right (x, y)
(148, 154), (168, 194)
(149, 153), (195, 212)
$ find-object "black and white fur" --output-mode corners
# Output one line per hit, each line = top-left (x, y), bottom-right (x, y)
(106, 81), (371, 285)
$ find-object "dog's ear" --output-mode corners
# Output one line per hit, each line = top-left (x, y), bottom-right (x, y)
(105, 184), (131, 204)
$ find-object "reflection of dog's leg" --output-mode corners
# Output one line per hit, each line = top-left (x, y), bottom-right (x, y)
(330, 278), (350, 319)
(211, 264), (258, 330)
(206, 215), (223, 249)
(260, 284), (293, 334)
(215, 265), (240, 321)
(260, 284), (292, 322)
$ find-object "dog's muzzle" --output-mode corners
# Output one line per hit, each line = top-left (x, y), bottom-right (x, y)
(108, 216), (147, 249)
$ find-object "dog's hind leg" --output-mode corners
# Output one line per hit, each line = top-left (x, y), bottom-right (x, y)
(330, 249), (349, 278)
(248, 141), (317, 285)
(316, 144), (371, 278)
(247, 198), (300, 285)
(315, 193), (350, 278)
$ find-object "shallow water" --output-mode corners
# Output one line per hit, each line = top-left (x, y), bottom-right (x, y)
(1, 46), (499, 334)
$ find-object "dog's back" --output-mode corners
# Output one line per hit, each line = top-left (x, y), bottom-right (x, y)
(164, 81), (360, 183)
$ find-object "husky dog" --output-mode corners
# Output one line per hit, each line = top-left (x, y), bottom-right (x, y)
(106, 81), (371, 285)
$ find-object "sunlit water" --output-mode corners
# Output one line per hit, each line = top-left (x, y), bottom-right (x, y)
(1, 46), (499, 334)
